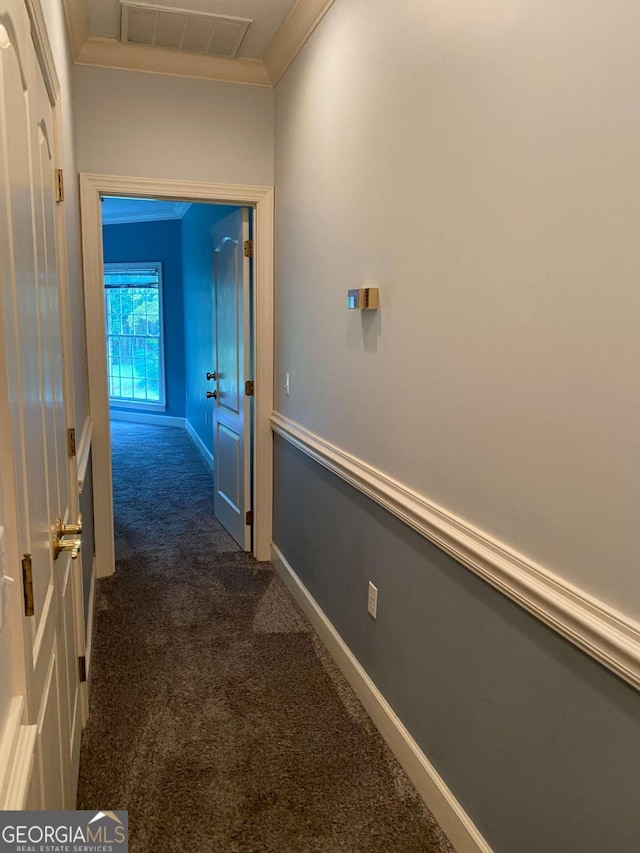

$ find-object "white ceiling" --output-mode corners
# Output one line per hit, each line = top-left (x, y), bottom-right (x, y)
(64, 0), (334, 87)
(88, 0), (298, 59)
(101, 196), (191, 225)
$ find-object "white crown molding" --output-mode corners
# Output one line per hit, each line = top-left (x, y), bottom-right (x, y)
(61, 0), (334, 86)
(264, 0), (335, 85)
(61, 0), (89, 61)
(103, 209), (183, 225)
(271, 545), (492, 853)
(174, 202), (191, 218)
(101, 200), (192, 225)
(271, 412), (640, 693)
(76, 37), (272, 86)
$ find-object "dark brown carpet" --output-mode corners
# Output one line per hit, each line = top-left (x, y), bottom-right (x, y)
(77, 421), (455, 853)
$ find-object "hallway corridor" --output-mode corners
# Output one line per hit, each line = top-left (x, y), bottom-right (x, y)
(77, 423), (454, 852)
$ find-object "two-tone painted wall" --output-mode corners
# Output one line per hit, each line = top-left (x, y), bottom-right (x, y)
(273, 1), (640, 850)
(71, 2), (640, 847)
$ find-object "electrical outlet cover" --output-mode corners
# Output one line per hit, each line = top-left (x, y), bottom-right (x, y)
(367, 581), (378, 619)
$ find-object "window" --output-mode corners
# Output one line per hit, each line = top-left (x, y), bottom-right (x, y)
(104, 262), (165, 409)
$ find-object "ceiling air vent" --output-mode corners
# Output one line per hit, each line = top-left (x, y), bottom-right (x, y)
(120, 1), (252, 59)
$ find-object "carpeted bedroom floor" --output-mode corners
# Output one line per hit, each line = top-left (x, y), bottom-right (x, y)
(77, 421), (455, 853)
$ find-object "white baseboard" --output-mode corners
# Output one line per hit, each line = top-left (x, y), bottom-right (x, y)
(110, 410), (186, 428)
(271, 543), (492, 853)
(271, 412), (640, 693)
(185, 418), (214, 471)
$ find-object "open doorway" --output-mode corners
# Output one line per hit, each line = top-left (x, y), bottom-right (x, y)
(79, 175), (274, 587)
(99, 197), (252, 584)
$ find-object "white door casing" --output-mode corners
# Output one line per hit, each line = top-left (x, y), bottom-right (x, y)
(0, 0), (82, 809)
(79, 174), (274, 575)
(211, 209), (252, 550)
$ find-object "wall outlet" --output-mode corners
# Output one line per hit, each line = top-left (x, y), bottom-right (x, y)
(367, 581), (378, 619)
(285, 372), (291, 397)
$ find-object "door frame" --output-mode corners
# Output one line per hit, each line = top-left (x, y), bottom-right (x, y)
(79, 174), (274, 575)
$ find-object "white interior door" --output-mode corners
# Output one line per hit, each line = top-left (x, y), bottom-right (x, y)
(211, 208), (252, 550)
(0, 0), (81, 809)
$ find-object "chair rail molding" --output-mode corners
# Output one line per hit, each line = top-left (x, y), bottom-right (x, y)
(271, 412), (640, 692)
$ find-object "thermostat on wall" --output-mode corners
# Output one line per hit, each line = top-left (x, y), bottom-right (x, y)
(347, 287), (379, 310)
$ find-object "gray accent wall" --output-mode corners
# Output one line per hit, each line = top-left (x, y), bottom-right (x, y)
(273, 435), (640, 853)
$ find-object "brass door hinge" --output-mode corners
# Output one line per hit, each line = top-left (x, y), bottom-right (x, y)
(245, 510), (254, 526)
(21, 554), (34, 617)
(78, 656), (87, 683)
(56, 169), (64, 203)
(245, 380), (254, 397)
(243, 240), (253, 258)
(67, 427), (76, 458)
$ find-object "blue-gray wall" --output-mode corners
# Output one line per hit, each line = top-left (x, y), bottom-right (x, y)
(273, 436), (640, 853)
(103, 219), (186, 419)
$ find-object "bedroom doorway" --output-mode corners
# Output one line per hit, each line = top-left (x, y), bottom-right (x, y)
(79, 175), (274, 584)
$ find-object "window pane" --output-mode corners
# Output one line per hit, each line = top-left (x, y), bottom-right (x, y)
(104, 265), (164, 407)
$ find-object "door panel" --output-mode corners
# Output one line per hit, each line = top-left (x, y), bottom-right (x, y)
(211, 209), (251, 550)
(216, 423), (241, 513)
(216, 240), (241, 416)
(0, 15), (31, 785)
(0, 0), (80, 809)
(35, 653), (64, 810)
(30, 66), (78, 805)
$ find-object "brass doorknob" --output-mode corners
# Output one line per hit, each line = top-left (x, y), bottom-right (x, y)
(58, 514), (82, 536)
(206, 371), (218, 381)
(206, 390), (218, 400)
(53, 517), (82, 560)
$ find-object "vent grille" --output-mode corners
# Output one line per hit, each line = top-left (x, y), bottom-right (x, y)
(120, 2), (252, 59)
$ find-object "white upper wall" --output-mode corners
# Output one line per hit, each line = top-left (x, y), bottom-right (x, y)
(274, 0), (640, 620)
(72, 65), (274, 185)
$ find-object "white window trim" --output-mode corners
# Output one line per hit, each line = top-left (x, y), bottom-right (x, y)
(104, 261), (167, 411)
